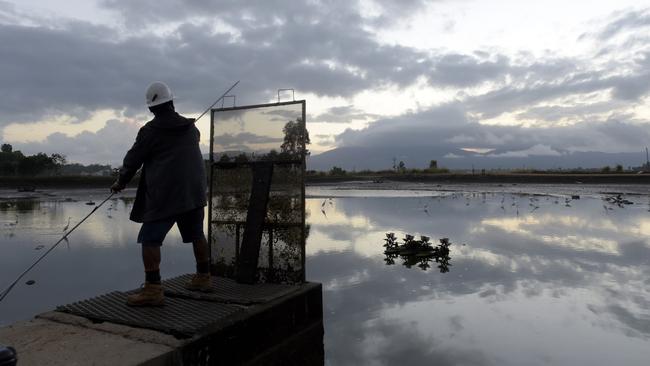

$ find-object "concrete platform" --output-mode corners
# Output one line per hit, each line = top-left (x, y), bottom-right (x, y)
(0, 312), (179, 366)
(0, 275), (323, 365)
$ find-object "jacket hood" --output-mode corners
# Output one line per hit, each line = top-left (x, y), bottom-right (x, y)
(148, 110), (196, 129)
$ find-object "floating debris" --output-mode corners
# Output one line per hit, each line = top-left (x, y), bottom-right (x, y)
(25, 280), (35, 285)
(34, 245), (44, 250)
(85, 201), (96, 205)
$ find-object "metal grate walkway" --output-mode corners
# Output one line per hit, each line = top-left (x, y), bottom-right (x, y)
(56, 290), (242, 337)
(55, 274), (302, 338)
(163, 274), (300, 305)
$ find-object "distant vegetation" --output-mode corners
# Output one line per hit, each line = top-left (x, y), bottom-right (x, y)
(309, 158), (646, 177)
(0, 143), (66, 176)
(509, 164), (635, 174)
(308, 159), (450, 177)
(0, 143), (113, 177)
(60, 163), (114, 176)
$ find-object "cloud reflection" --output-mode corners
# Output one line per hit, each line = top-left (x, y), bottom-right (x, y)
(2, 189), (650, 364)
(306, 191), (650, 365)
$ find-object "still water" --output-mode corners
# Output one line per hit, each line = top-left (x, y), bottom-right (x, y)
(2, 185), (650, 365)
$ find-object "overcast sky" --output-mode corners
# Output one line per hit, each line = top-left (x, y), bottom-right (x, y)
(1, 0), (650, 165)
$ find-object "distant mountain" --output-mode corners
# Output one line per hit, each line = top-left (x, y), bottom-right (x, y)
(307, 146), (648, 171)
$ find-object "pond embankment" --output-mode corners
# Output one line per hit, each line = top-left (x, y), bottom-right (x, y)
(306, 173), (650, 185)
(2, 173), (650, 190)
(0, 176), (116, 189)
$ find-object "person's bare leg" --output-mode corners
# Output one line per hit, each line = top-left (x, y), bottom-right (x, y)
(142, 246), (161, 272)
(192, 235), (210, 266)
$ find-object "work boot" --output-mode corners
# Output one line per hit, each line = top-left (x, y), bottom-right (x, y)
(185, 273), (212, 292)
(126, 282), (164, 306)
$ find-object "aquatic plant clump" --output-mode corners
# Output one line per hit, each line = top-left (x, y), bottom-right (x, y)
(604, 194), (634, 207)
(383, 232), (453, 272)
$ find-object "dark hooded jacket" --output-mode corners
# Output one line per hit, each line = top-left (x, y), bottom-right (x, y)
(118, 110), (207, 223)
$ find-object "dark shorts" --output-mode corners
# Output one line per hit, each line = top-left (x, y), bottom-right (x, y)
(137, 208), (205, 247)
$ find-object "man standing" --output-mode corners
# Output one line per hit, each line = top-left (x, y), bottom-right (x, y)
(111, 81), (211, 306)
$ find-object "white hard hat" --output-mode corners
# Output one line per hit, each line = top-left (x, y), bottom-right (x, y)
(145, 81), (174, 107)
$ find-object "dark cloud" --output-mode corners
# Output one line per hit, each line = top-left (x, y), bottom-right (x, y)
(610, 71), (650, 101)
(0, 1), (36, 25)
(333, 103), (650, 159)
(0, 23), (170, 124)
(336, 103), (471, 147)
(4, 2), (647, 131)
(515, 101), (626, 122)
(97, 0), (437, 96)
(428, 54), (510, 88)
(0, 0), (14, 19)
(0, 1), (435, 128)
(464, 71), (615, 119)
(593, 304), (650, 339)
(2, 2), (650, 167)
(594, 8), (650, 40)
(310, 105), (379, 123)
(461, 50), (650, 118)
(99, 0), (431, 29)
(310, 105), (650, 169)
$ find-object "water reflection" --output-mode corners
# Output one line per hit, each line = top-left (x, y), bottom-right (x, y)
(305, 190), (650, 366)
(0, 189), (199, 327)
(0, 199), (40, 213)
(383, 233), (452, 272)
(2, 188), (650, 365)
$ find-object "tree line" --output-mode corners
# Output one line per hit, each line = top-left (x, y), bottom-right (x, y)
(312, 159), (449, 176)
(0, 143), (66, 176)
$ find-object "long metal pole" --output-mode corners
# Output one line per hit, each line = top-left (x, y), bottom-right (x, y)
(301, 100), (307, 282)
(207, 99), (215, 273)
(195, 81), (240, 122)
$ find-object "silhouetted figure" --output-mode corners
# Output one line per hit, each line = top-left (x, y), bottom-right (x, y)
(111, 81), (210, 306)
